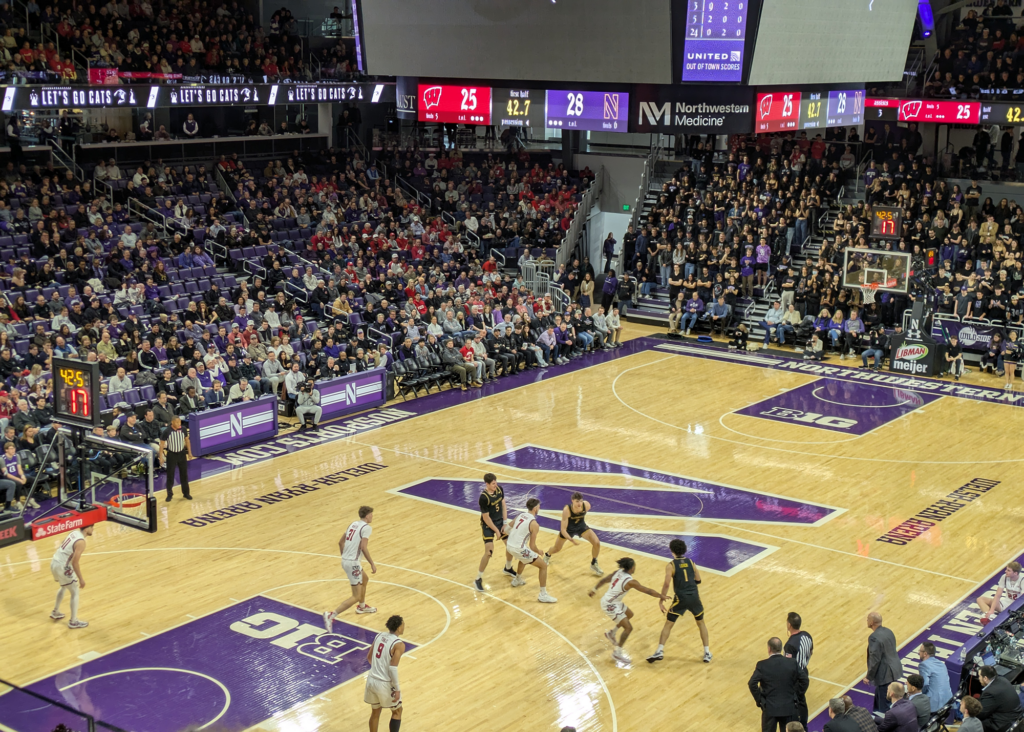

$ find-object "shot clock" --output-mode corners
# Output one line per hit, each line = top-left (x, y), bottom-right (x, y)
(870, 207), (903, 240)
(491, 88), (542, 128)
(53, 358), (101, 428)
(980, 102), (1024, 125)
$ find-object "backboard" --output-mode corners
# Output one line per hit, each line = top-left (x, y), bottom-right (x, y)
(841, 248), (911, 294)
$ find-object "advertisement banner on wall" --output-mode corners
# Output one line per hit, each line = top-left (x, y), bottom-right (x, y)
(933, 319), (1005, 353)
(630, 84), (753, 134)
(396, 76), (418, 120)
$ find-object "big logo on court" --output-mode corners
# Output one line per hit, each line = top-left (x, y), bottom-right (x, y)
(391, 445), (843, 576)
(0, 596), (413, 732)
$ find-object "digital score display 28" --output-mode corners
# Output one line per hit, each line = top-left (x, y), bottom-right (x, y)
(870, 207), (903, 240)
(53, 358), (101, 428)
(545, 90), (627, 131)
(679, 0), (750, 82)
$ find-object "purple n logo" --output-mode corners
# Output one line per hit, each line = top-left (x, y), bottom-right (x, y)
(391, 445), (843, 575)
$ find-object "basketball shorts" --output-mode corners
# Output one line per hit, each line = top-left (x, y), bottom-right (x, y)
(50, 560), (76, 587)
(364, 677), (401, 710)
(482, 518), (506, 543)
(603, 601), (628, 623)
(511, 546), (539, 565)
(666, 594), (704, 622)
(566, 522), (590, 538)
(342, 559), (364, 586)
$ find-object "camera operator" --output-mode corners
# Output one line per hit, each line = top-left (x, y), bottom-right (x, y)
(295, 379), (322, 430)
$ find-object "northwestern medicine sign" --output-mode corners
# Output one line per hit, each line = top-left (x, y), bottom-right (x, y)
(631, 84), (753, 134)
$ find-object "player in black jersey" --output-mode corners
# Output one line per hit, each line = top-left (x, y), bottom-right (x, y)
(543, 492), (603, 575)
(473, 473), (516, 592)
(647, 539), (711, 664)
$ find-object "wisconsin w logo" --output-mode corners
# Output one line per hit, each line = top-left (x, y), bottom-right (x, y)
(391, 445), (842, 576)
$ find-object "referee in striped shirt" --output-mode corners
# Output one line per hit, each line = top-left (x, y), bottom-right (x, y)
(160, 417), (193, 501)
(784, 612), (814, 727)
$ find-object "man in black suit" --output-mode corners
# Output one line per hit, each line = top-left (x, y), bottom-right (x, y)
(823, 698), (862, 732)
(906, 674), (931, 730)
(865, 612), (902, 712)
(748, 636), (809, 732)
(978, 665), (1023, 732)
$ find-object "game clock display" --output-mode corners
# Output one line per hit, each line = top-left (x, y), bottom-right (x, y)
(980, 102), (1024, 126)
(545, 90), (627, 132)
(417, 84), (492, 125)
(53, 358), (101, 427)
(870, 207), (903, 240)
(491, 88), (542, 128)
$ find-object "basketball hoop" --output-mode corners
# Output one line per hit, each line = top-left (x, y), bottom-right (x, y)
(859, 281), (879, 304)
(108, 493), (148, 521)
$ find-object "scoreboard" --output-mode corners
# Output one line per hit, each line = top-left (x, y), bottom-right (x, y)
(756, 89), (864, 133)
(417, 84), (628, 132)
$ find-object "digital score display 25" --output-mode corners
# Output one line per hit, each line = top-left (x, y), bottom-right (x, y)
(756, 92), (800, 133)
(53, 358), (102, 428)
(418, 84), (492, 124)
(679, 0), (750, 82)
(870, 207), (903, 240)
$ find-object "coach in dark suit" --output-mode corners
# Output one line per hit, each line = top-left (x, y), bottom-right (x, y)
(875, 682), (918, 732)
(748, 636), (809, 732)
(906, 674), (931, 730)
(823, 698), (862, 732)
(978, 665), (1023, 732)
(864, 612), (902, 712)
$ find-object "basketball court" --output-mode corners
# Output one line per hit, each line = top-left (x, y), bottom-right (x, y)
(2, 324), (1022, 732)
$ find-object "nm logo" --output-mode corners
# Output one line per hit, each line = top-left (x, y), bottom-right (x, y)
(639, 101), (671, 126)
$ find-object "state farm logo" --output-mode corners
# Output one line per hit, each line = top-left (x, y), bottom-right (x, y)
(956, 326), (990, 348)
(422, 86), (442, 110)
(900, 100), (923, 119)
(896, 344), (928, 360)
(32, 516), (84, 540)
(759, 94), (773, 119)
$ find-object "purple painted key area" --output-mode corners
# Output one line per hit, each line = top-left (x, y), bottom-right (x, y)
(399, 477), (824, 573)
(485, 446), (837, 524)
(0, 596), (412, 732)
(735, 378), (941, 434)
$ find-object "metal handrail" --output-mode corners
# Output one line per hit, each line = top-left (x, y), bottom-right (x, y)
(492, 249), (506, 268)
(549, 283), (569, 313)
(50, 142), (84, 181)
(556, 166), (604, 272)
(284, 281), (310, 304)
(243, 259), (267, 279)
(127, 198), (170, 235)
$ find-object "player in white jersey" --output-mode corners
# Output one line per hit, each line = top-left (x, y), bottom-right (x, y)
(324, 505), (377, 631)
(365, 614), (406, 732)
(506, 498), (557, 603)
(50, 524), (94, 629)
(978, 561), (1024, 623)
(589, 557), (666, 663)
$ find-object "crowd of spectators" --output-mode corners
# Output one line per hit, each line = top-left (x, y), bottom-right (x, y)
(627, 132), (1024, 384)
(0, 0), (356, 82)
(0, 139), (617, 512)
(925, 0), (1024, 99)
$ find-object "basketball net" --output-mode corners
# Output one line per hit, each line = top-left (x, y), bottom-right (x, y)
(859, 282), (878, 304)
